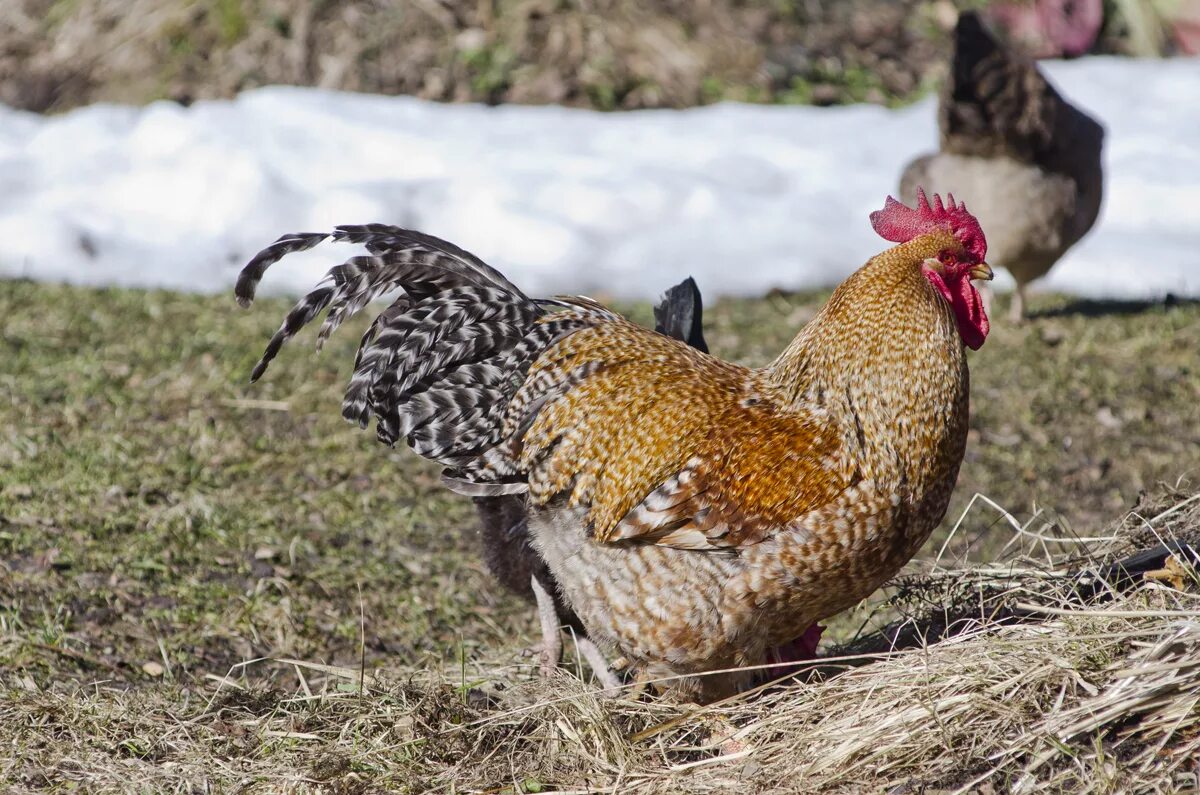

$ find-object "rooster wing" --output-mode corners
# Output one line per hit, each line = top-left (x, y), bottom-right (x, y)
(505, 312), (851, 551)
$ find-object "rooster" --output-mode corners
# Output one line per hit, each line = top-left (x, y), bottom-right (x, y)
(236, 189), (993, 701)
(473, 277), (708, 688)
(900, 11), (1104, 322)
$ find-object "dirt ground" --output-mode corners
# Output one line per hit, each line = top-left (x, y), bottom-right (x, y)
(3, 0), (1158, 114)
(1, 279), (1197, 787)
(0, 0), (961, 112)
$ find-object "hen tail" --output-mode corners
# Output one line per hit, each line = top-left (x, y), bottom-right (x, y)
(235, 225), (603, 482)
(940, 11), (1103, 168)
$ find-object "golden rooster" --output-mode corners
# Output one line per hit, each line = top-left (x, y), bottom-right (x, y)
(236, 190), (993, 702)
(901, 11), (1104, 322)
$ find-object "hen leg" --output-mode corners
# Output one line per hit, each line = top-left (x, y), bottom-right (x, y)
(1009, 282), (1026, 324)
(530, 575), (562, 677)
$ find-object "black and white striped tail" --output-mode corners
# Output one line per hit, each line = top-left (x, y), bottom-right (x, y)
(235, 224), (599, 487)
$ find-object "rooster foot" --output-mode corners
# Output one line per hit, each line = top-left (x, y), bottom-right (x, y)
(518, 641), (562, 677)
(620, 668), (653, 699)
(530, 576), (563, 677)
(571, 636), (624, 695)
(701, 715), (749, 757)
(1145, 555), (1194, 592)
(528, 577), (626, 691)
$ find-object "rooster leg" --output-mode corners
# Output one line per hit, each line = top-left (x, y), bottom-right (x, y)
(759, 623), (825, 684)
(625, 668), (652, 699)
(702, 716), (749, 756)
(530, 575), (563, 677)
(573, 636), (623, 694)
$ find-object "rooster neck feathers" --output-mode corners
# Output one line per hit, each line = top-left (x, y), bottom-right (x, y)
(766, 191), (982, 491)
(768, 247), (967, 491)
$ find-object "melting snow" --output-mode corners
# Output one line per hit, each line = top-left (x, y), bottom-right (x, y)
(0, 57), (1197, 300)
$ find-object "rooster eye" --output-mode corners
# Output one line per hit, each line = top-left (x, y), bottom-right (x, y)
(938, 251), (956, 266)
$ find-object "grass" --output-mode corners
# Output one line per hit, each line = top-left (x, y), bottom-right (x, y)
(0, 279), (1198, 791)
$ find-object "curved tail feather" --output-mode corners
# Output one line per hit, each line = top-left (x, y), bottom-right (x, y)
(235, 225), (593, 483)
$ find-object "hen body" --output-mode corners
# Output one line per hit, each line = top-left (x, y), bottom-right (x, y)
(900, 11), (1104, 321)
(237, 210), (983, 702)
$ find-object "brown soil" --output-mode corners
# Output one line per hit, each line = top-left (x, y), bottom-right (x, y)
(3, 0), (965, 113)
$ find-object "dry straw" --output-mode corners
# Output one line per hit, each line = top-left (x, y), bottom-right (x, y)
(7, 489), (1199, 793)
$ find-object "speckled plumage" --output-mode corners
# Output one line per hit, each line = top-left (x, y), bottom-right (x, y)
(237, 205), (988, 702)
(469, 278), (709, 663)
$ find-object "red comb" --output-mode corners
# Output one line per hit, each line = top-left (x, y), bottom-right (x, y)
(869, 188), (987, 262)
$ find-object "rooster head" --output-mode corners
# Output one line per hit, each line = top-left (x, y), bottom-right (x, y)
(870, 188), (993, 350)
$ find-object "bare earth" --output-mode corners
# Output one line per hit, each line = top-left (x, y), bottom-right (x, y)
(0, 280), (1197, 790)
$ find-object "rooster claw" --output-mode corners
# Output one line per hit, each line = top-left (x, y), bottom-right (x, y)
(1145, 555), (1194, 592)
(702, 716), (750, 757)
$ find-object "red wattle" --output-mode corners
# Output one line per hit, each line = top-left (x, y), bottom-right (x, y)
(952, 275), (989, 350)
(924, 268), (989, 350)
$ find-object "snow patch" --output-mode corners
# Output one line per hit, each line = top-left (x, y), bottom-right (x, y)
(1, 57), (1197, 300)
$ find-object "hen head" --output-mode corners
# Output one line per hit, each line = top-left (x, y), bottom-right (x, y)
(870, 187), (994, 350)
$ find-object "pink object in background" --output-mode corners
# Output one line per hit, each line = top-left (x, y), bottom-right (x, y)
(1171, 0), (1200, 54)
(988, 0), (1104, 57)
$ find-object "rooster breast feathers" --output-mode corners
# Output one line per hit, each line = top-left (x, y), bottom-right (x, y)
(238, 225), (849, 554)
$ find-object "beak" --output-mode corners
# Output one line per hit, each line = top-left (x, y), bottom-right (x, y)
(970, 262), (994, 281)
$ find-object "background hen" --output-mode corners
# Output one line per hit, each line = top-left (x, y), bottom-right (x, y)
(236, 192), (993, 701)
(900, 11), (1104, 321)
(472, 276), (708, 686)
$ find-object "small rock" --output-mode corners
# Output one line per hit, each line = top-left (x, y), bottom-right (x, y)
(6, 484), (33, 499)
(1095, 406), (1123, 429)
(465, 688), (499, 709)
(455, 28), (486, 52)
(985, 427), (1022, 447)
(1038, 325), (1066, 346)
(811, 84), (840, 105)
(1153, 365), (1181, 381)
(142, 661), (165, 677)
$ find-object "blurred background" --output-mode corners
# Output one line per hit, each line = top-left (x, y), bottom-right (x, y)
(4, 0), (1199, 111)
(0, 5), (1198, 786)
(0, 0), (1197, 299)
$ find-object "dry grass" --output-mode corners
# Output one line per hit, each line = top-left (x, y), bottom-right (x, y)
(2, 282), (1198, 792)
(2, 0), (1179, 116)
(5, 493), (1199, 793)
(1, 0), (959, 113)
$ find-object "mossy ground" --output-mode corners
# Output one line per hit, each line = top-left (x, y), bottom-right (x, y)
(0, 280), (1197, 790)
